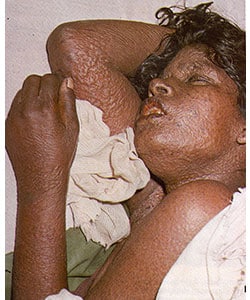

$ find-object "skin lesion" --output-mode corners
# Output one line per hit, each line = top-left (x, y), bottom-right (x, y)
(7, 9), (245, 297)
(46, 20), (172, 135)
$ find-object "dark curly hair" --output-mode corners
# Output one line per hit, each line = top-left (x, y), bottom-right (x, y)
(130, 2), (245, 116)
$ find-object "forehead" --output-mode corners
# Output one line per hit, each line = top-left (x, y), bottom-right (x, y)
(165, 44), (214, 74)
(163, 44), (238, 89)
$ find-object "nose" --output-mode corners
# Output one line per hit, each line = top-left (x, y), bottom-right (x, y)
(148, 78), (174, 97)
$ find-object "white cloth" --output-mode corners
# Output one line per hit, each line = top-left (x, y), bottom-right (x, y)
(66, 100), (150, 248)
(45, 289), (83, 300)
(156, 187), (246, 300)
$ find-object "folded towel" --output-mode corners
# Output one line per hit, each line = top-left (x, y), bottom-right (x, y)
(66, 100), (150, 248)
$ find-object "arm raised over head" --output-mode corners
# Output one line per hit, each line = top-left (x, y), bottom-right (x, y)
(46, 20), (171, 134)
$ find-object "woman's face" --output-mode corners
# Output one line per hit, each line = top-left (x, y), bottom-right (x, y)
(134, 44), (243, 181)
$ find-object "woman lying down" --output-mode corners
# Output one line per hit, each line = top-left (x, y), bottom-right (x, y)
(6, 2), (245, 299)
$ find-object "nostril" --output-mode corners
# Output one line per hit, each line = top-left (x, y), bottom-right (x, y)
(156, 84), (169, 94)
(149, 78), (173, 97)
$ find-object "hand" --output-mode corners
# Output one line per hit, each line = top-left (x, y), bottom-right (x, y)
(6, 74), (79, 195)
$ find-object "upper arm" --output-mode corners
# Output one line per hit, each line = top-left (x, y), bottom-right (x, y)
(83, 180), (232, 299)
(162, 180), (232, 238)
(46, 20), (171, 134)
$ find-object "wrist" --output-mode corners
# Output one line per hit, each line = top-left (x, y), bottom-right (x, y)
(16, 166), (70, 203)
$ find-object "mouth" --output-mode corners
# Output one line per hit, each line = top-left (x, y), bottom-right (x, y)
(139, 98), (166, 119)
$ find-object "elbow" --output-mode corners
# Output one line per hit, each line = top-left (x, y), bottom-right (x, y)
(46, 21), (94, 76)
(46, 22), (75, 75)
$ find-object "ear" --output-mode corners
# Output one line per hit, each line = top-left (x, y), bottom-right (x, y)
(236, 126), (246, 145)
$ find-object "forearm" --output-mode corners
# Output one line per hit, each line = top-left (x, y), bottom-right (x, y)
(47, 20), (172, 133)
(7, 76), (79, 300)
(12, 175), (69, 300)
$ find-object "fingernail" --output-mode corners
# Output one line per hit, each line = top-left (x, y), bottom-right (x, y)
(66, 77), (74, 90)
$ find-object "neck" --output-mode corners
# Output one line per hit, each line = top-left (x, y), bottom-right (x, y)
(163, 169), (245, 195)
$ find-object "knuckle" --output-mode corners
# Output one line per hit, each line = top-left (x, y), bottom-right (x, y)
(24, 74), (41, 84)
(41, 75), (58, 89)
(43, 73), (58, 81)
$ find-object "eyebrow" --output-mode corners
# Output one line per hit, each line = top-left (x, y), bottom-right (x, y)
(166, 57), (219, 81)
(179, 60), (210, 74)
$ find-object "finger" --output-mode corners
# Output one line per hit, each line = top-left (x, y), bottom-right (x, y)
(22, 74), (41, 98)
(38, 74), (61, 107)
(7, 75), (41, 116)
(20, 74), (44, 112)
(58, 78), (78, 126)
(8, 89), (23, 112)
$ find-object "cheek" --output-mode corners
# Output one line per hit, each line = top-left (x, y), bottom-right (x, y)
(179, 99), (237, 157)
(178, 103), (220, 145)
(134, 95), (236, 165)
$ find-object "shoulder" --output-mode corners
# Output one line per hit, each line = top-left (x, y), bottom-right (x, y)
(159, 180), (232, 237)
(167, 180), (232, 212)
(134, 180), (233, 252)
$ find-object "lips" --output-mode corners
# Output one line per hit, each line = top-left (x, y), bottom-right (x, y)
(140, 98), (166, 118)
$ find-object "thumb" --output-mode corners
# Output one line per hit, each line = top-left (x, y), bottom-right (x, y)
(66, 77), (74, 90)
(58, 77), (78, 126)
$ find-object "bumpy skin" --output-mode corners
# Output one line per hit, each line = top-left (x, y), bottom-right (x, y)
(46, 20), (172, 134)
(135, 44), (246, 193)
(7, 21), (170, 300)
(47, 19), (169, 219)
(6, 20), (245, 300)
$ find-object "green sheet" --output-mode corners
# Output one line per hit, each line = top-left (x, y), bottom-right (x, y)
(5, 228), (115, 299)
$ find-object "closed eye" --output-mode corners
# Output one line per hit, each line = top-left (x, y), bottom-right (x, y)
(186, 75), (210, 85)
